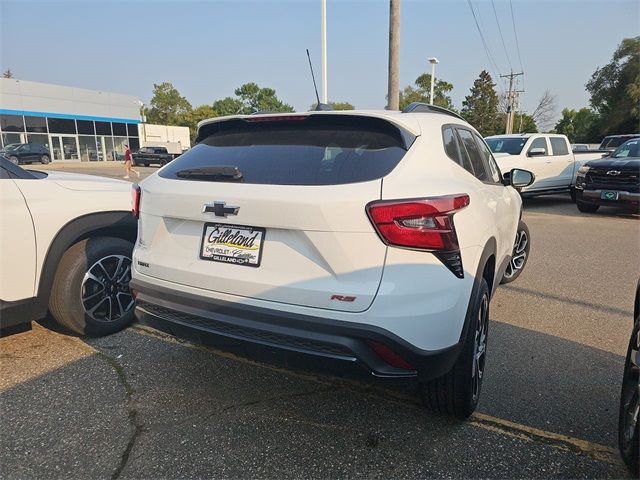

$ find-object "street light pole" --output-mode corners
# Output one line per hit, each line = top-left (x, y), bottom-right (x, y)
(321, 0), (328, 104)
(428, 57), (439, 105)
(387, 0), (400, 110)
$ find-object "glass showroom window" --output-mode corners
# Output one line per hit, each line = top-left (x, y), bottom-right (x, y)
(78, 136), (98, 162)
(77, 120), (95, 135)
(0, 114), (25, 132)
(95, 121), (112, 136)
(47, 118), (76, 135)
(1, 133), (24, 147)
(112, 122), (127, 136)
(113, 136), (128, 160)
(24, 116), (48, 133)
(99, 136), (115, 161)
(127, 124), (139, 137)
(26, 133), (50, 150)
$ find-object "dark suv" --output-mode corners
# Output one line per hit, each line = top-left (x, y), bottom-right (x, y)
(574, 139), (639, 213)
(0, 143), (51, 165)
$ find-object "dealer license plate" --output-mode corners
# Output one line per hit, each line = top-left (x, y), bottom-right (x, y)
(200, 223), (265, 267)
(600, 191), (619, 201)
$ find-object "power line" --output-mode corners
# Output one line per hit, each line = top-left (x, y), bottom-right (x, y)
(466, 0), (505, 96)
(491, 0), (513, 72)
(509, 0), (524, 74)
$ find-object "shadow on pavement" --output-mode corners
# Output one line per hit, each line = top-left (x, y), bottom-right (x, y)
(2, 317), (630, 478)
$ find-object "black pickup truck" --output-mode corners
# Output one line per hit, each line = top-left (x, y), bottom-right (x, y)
(132, 146), (176, 167)
(574, 138), (640, 213)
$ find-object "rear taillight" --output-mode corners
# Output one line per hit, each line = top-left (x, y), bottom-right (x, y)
(131, 184), (141, 219)
(366, 194), (469, 278)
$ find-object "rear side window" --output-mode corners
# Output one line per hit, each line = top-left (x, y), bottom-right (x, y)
(457, 129), (490, 182)
(160, 115), (414, 185)
(550, 137), (569, 155)
(442, 126), (474, 175)
(473, 132), (502, 184)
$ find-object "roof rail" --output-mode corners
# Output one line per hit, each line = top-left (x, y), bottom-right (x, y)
(401, 102), (465, 121)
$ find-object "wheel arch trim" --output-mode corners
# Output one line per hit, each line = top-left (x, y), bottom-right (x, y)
(458, 237), (497, 344)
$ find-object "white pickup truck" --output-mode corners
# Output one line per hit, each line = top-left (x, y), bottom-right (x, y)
(485, 133), (605, 197)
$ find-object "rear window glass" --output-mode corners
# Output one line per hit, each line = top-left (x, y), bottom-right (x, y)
(159, 115), (413, 185)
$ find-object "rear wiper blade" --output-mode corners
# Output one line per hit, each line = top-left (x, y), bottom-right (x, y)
(176, 166), (243, 182)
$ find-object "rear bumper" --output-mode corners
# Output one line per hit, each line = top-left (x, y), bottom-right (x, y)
(130, 278), (462, 382)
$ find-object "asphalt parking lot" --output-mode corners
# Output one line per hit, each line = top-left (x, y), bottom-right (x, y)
(2, 162), (639, 478)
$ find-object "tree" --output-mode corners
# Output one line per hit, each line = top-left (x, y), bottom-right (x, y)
(586, 36), (640, 136)
(212, 97), (244, 116)
(553, 108), (599, 143)
(461, 71), (502, 136)
(399, 73), (454, 110)
(145, 82), (192, 125)
(530, 90), (557, 132)
(309, 101), (355, 111)
(179, 105), (217, 141)
(233, 82), (294, 114)
(511, 113), (537, 133)
(2, 69), (13, 79)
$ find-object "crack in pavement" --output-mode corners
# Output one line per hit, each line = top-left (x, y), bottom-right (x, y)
(94, 351), (143, 480)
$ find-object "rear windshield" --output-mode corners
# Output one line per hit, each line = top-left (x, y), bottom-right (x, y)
(159, 115), (413, 185)
(485, 137), (527, 155)
(600, 136), (640, 149)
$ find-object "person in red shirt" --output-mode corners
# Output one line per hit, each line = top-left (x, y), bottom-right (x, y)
(123, 144), (140, 179)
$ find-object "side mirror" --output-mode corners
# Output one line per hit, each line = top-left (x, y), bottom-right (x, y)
(601, 152), (611, 158)
(527, 147), (546, 157)
(509, 168), (535, 189)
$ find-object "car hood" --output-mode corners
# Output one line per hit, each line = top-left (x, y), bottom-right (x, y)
(39, 170), (132, 192)
(585, 157), (640, 171)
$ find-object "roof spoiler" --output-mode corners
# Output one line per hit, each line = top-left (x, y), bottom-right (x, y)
(402, 102), (464, 121)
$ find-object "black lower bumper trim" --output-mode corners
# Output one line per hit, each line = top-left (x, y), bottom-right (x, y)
(131, 278), (462, 382)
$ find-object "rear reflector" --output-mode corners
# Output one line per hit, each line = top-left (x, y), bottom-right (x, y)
(367, 340), (415, 371)
(131, 184), (141, 219)
(366, 195), (469, 278)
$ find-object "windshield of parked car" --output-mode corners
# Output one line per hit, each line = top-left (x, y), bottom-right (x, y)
(485, 137), (528, 155)
(611, 139), (640, 158)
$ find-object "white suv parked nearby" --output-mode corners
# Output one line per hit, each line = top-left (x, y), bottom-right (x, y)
(0, 156), (137, 336)
(130, 104), (534, 419)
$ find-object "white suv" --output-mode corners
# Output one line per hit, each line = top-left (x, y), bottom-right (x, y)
(130, 104), (533, 419)
(0, 156), (137, 336)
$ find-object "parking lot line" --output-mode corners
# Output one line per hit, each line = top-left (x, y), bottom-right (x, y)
(128, 324), (624, 468)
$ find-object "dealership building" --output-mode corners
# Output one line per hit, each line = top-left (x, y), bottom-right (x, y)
(0, 78), (189, 162)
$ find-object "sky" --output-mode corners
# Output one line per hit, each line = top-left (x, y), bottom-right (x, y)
(1, 0), (638, 123)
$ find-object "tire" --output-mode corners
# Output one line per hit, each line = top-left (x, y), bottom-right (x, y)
(421, 278), (490, 420)
(577, 200), (599, 213)
(618, 317), (639, 476)
(9, 155), (18, 165)
(501, 220), (530, 284)
(40, 155), (50, 164)
(144, 163), (149, 167)
(49, 237), (135, 336)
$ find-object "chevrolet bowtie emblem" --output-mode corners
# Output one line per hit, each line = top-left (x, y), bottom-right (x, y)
(203, 201), (240, 217)
(606, 170), (621, 176)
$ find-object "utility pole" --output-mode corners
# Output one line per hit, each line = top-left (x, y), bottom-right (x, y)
(387, 0), (400, 110)
(321, 0), (328, 104)
(500, 71), (524, 134)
